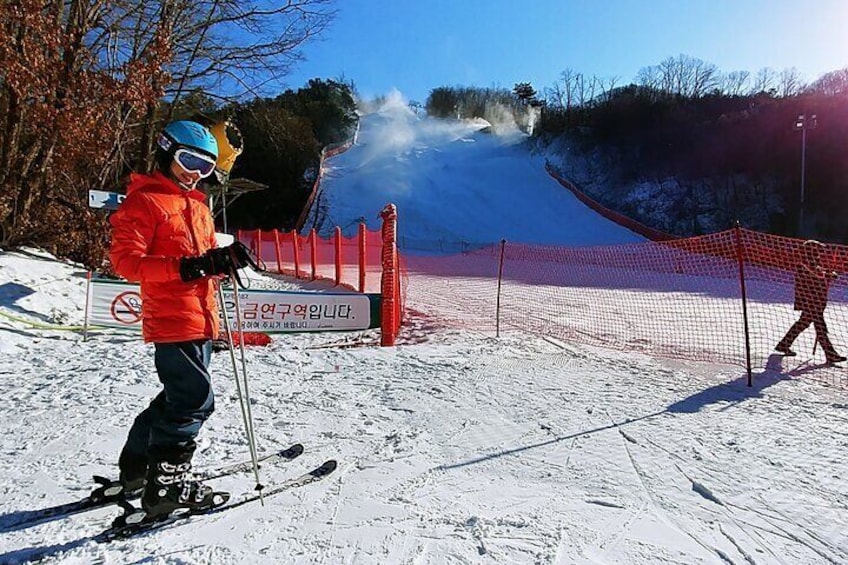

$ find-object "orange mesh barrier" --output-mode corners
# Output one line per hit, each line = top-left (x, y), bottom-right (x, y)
(545, 162), (678, 242)
(295, 132), (357, 231)
(379, 204), (401, 345)
(401, 227), (848, 388)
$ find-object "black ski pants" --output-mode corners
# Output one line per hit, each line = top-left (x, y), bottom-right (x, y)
(122, 339), (215, 458)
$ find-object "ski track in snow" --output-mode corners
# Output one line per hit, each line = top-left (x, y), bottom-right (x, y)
(1, 252), (848, 564)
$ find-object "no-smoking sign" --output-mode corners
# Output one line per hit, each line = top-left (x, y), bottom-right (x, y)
(111, 291), (143, 324)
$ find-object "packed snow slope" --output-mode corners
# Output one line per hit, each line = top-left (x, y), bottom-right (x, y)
(1, 249), (847, 564)
(313, 92), (644, 250)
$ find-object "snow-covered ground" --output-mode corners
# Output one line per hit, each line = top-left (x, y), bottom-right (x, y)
(2, 249), (847, 564)
(1, 95), (847, 564)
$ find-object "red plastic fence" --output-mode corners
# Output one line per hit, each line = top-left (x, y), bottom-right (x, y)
(401, 227), (848, 388)
(238, 227), (385, 292)
(545, 162), (677, 242)
(237, 210), (402, 345)
(295, 127), (358, 232)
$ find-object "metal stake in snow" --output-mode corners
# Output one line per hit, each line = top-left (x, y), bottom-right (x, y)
(217, 281), (265, 505)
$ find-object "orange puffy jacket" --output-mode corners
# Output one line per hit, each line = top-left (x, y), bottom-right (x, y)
(109, 171), (220, 343)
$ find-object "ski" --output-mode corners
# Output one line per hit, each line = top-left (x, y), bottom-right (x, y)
(197, 443), (304, 481)
(0, 443), (304, 533)
(96, 459), (338, 542)
(222, 458), (338, 511)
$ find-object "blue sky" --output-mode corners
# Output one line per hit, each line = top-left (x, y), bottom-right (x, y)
(283, 0), (848, 103)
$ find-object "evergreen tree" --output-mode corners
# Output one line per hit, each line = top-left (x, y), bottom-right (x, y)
(513, 82), (537, 104)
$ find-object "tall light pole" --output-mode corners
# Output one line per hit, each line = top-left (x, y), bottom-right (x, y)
(793, 113), (817, 236)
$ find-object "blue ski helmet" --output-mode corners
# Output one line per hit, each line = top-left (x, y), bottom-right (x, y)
(155, 120), (219, 172)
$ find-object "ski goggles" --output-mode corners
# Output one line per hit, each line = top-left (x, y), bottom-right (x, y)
(173, 148), (217, 178)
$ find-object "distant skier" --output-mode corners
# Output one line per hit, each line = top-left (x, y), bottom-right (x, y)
(108, 120), (251, 519)
(775, 239), (846, 363)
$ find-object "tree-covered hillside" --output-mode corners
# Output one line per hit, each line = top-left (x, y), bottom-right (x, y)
(221, 79), (358, 231)
(425, 59), (848, 241)
(2, 0), (845, 272)
(0, 0), (338, 268)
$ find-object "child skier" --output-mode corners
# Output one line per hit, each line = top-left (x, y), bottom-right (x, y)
(109, 120), (250, 518)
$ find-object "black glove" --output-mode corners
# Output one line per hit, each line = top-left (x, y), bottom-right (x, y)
(178, 243), (254, 282)
(227, 241), (254, 270)
(178, 252), (221, 282)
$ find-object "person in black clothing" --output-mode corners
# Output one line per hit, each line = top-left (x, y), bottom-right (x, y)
(776, 239), (846, 363)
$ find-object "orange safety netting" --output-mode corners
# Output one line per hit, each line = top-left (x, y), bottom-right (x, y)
(401, 228), (848, 388)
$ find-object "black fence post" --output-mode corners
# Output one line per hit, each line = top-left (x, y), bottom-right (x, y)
(734, 223), (754, 386)
(496, 239), (506, 338)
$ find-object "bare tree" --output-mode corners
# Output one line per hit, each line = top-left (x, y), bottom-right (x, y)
(597, 75), (621, 104)
(688, 57), (720, 97)
(750, 67), (778, 95)
(543, 81), (566, 110)
(556, 68), (582, 110)
(636, 65), (661, 90)
(575, 73), (597, 107)
(0, 0), (336, 260)
(808, 68), (848, 96)
(638, 55), (719, 97)
(84, 1), (335, 166)
(777, 67), (806, 97)
(635, 65), (667, 101)
(720, 70), (750, 96)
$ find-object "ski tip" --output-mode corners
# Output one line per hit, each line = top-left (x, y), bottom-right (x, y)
(316, 460), (338, 476)
(286, 443), (305, 458)
(211, 492), (231, 506)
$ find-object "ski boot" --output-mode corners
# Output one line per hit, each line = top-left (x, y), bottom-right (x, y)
(826, 353), (847, 364)
(774, 344), (796, 356)
(118, 448), (147, 493)
(89, 449), (147, 504)
(141, 444), (226, 520)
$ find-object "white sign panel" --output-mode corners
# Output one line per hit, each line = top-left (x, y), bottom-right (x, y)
(87, 279), (375, 332)
(88, 190), (126, 210)
(218, 290), (373, 332)
(88, 280), (143, 329)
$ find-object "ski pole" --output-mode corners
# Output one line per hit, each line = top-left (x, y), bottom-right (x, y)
(217, 280), (265, 505)
(230, 278), (264, 500)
